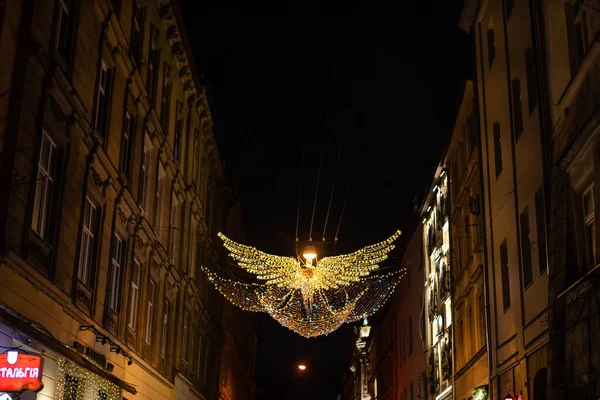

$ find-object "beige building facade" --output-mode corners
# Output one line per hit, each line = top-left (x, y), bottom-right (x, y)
(473, 0), (549, 398)
(0, 0), (255, 399)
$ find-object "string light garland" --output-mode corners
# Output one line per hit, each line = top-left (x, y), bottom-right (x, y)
(203, 230), (406, 338)
(55, 357), (120, 399)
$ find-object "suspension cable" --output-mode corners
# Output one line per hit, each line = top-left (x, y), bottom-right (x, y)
(321, 104), (349, 241)
(295, 148), (305, 242)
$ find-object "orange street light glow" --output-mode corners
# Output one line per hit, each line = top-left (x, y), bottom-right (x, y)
(298, 364), (306, 370)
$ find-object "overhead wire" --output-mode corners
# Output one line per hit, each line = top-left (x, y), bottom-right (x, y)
(308, 20), (341, 243)
(321, 96), (350, 242)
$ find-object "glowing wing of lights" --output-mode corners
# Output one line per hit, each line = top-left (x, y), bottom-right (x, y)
(203, 230), (405, 338)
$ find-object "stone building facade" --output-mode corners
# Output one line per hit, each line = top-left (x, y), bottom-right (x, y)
(541, 0), (600, 398)
(422, 158), (453, 400)
(0, 0), (255, 399)
(446, 75), (489, 400)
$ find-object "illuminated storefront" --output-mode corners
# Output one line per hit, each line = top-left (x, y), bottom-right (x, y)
(0, 303), (135, 399)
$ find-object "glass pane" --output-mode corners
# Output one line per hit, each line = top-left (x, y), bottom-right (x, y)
(31, 172), (44, 232)
(41, 179), (52, 237)
(584, 190), (594, 216)
(586, 221), (596, 269)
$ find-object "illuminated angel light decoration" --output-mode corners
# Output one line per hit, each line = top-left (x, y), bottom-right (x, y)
(201, 230), (406, 338)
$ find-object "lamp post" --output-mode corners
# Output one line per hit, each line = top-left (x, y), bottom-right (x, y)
(355, 318), (372, 400)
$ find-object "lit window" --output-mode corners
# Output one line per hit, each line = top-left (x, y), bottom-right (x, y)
(145, 280), (155, 344)
(128, 259), (140, 330)
(108, 234), (123, 311)
(31, 130), (57, 239)
(77, 197), (97, 287)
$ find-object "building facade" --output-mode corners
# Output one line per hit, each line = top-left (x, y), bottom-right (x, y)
(0, 0), (255, 399)
(446, 74), (490, 400)
(541, 0), (600, 398)
(422, 161), (453, 400)
(473, 0), (549, 398)
(392, 222), (427, 400)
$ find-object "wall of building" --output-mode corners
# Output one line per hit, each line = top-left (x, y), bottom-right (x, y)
(542, 0), (600, 398)
(0, 1), (255, 399)
(474, 0), (548, 398)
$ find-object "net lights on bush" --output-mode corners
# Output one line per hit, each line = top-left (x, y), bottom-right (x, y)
(55, 357), (120, 399)
(203, 230), (406, 338)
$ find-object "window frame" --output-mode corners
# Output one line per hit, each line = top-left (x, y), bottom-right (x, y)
(31, 130), (58, 240)
(128, 259), (141, 330)
(120, 110), (135, 180)
(145, 279), (155, 345)
(161, 299), (169, 359)
(182, 309), (189, 363)
(583, 185), (596, 271)
(493, 122), (503, 179)
(108, 233), (124, 311)
(500, 239), (511, 312)
(77, 197), (98, 288)
(520, 206), (533, 289)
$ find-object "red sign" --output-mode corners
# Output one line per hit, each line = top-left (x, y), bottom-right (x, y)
(0, 351), (43, 392)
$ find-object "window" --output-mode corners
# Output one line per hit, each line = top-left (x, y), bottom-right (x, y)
(120, 110), (135, 180)
(468, 306), (474, 357)
(487, 23), (495, 67)
(520, 206), (533, 288)
(506, 0), (514, 19)
(525, 48), (538, 115)
(31, 130), (57, 240)
(565, 1), (588, 74)
(128, 259), (140, 330)
(193, 130), (201, 184)
(129, 1), (145, 65)
(196, 335), (203, 378)
(55, 0), (75, 63)
(189, 217), (197, 279)
(154, 165), (165, 227)
(511, 79), (524, 141)
(466, 115), (477, 157)
(458, 318), (464, 365)
(146, 25), (160, 103)
(138, 133), (151, 209)
(145, 280), (155, 344)
(173, 101), (183, 164)
(94, 61), (113, 138)
(182, 309), (189, 362)
(407, 316), (412, 354)
(500, 239), (511, 311)
(202, 340), (209, 383)
(161, 300), (169, 359)
(535, 187), (547, 273)
(77, 197), (98, 287)
(493, 122), (503, 178)
(478, 294), (486, 349)
(583, 186), (596, 270)
(169, 193), (179, 260)
(160, 64), (171, 135)
(0, 1), (5, 40)
(108, 234), (124, 311)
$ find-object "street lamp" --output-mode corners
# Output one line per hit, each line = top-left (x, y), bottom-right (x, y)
(360, 318), (371, 338)
(298, 364), (307, 371)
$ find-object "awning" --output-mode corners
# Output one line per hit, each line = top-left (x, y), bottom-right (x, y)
(0, 303), (137, 395)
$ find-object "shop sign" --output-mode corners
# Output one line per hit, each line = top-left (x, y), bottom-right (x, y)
(73, 341), (107, 370)
(0, 351), (43, 392)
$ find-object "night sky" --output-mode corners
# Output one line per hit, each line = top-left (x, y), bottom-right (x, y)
(181, 1), (469, 398)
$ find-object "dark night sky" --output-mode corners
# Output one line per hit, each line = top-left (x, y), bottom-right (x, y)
(181, 1), (469, 399)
